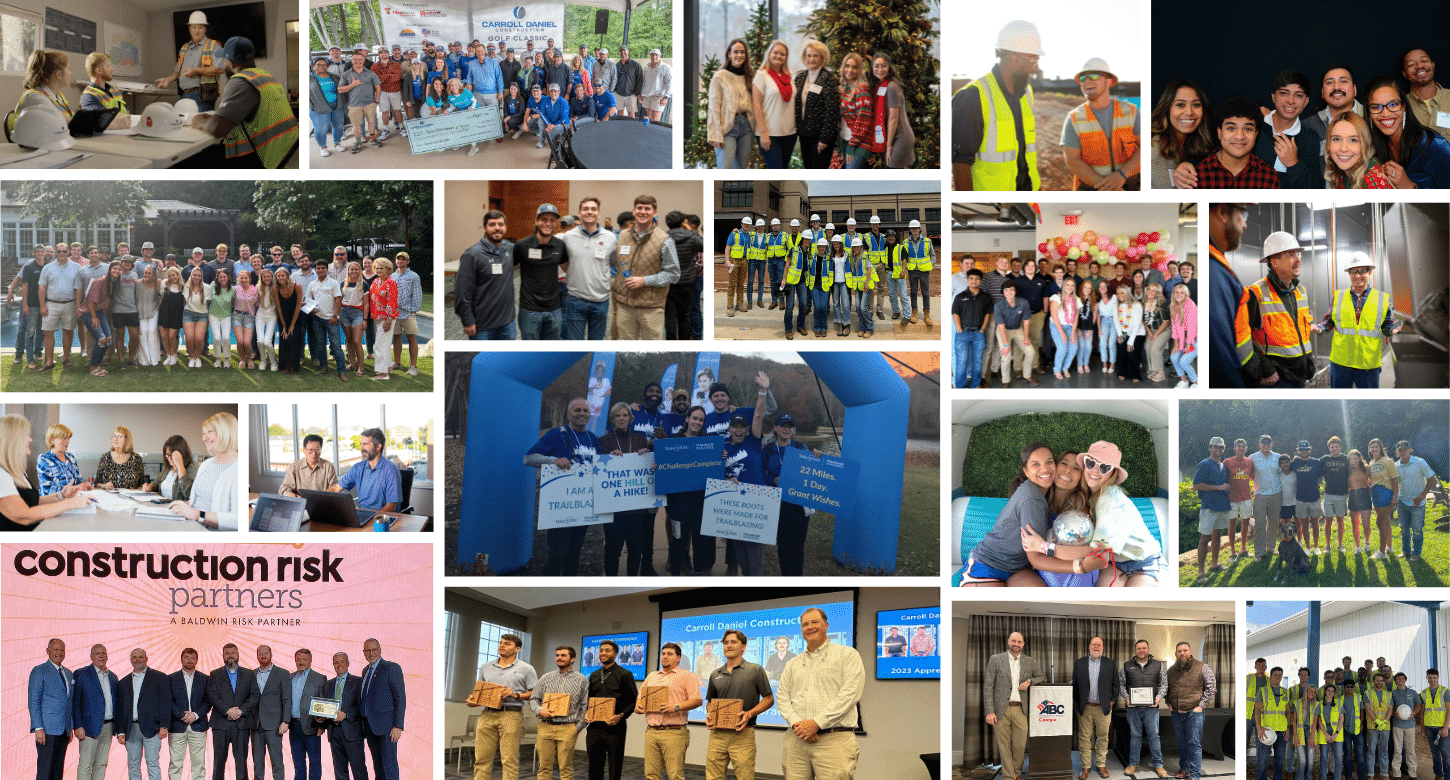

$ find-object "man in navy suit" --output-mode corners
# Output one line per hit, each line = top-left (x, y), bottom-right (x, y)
(206, 642), (260, 780)
(288, 649), (329, 780)
(320, 651), (368, 780)
(1072, 637), (1120, 780)
(116, 648), (171, 780)
(29, 638), (75, 780)
(360, 638), (406, 780)
(73, 643), (120, 780)
(169, 647), (210, 780)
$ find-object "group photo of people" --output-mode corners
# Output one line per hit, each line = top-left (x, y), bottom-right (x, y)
(1, 180), (435, 391)
(444, 181), (705, 341)
(1205, 202), (1449, 389)
(687, 0), (940, 169)
(1178, 399), (1448, 587)
(951, 203), (1199, 390)
(949, 4), (1143, 191)
(715, 181), (941, 341)
(307, 0), (673, 169)
(1151, 4), (1450, 188)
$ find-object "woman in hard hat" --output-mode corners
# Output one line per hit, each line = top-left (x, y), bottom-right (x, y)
(79, 53), (131, 129)
(1323, 113), (1392, 189)
(1149, 79), (1213, 189)
(1364, 75), (1450, 189)
(8, 50), (72, 135)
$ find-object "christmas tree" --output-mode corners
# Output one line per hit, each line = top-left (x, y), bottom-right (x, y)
(684, 1), (776, 168)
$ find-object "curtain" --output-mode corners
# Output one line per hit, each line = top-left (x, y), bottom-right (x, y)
(1204, 623), (1235, 709)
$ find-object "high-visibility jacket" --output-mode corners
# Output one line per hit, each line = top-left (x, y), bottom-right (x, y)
(866, 232), (888, 268)
(886, 244), (906, 278)
(784, 247), (807, 285)
(726, 229), (748, 260)
(783, 232), (804, 262)
(1236, 275), (1313, 366)
(764, 230), (786, 259)
(221, 68), (300, 169)
(802, 251), (833, 291)
(747, 232), (765, 262)
(1425, 686), (1448, 728)
(1317, 701), (1343, 743)
(960, 69), (1040, 191)
(1246, 674), (1266, 720)
(1342, 690), (1363, 735)
(904, 236), (935, 271)
(1368, 688), (1392, 730)
(845, 254), (867, 290)
(1260, 686), (1289, 732)
(176, 37), (221, 90)
(1067, 98), (1139, 188)
(1328, 287), (1392, 370)
(82, 82), (127, 113)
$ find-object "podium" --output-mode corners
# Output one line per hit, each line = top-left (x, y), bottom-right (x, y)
(1028, 684), (1075, 780)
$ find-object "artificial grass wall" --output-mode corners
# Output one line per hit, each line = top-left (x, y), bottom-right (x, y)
(961, 412), (1159, 498)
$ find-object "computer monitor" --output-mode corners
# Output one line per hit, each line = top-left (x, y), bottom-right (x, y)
(250, 493), (307, 532)
(297, 488), (375, 528)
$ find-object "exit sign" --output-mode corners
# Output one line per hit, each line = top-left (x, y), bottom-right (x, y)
(1063, 215), (1079, 226)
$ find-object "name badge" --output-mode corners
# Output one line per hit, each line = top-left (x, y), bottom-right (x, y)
(808, 84), (822, 94)
(877, 86), (887, 97)
(595, 243), (607, 260)
(490, 262), (503, 275)
(528, 248), (542, 260)
(1438, 111), (1450, 129)
(619, 245), (632, 255)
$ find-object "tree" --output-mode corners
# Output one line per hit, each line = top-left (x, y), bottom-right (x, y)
(685, 1), (773, 168)
(800, 0), (940, 167)
(267, 423), (289, 435)
(253, 182), (351, 253)
(15, 182), (149, 227)
(338, 181), (434, 281)
(564, 1), (672, 57)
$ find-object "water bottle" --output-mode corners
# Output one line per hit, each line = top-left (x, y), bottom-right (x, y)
(641, 114), (649, 126)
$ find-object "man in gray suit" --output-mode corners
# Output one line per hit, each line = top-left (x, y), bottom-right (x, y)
(287, 649), (329, 780)
(250, 646), (292, 780)
(985, 632), (1045, 780)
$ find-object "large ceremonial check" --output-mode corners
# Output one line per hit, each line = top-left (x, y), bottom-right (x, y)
(591, 453), (664, 514)
(777, 448), (859, 516)
(653, 436), (722, 493)
(700, 478), (782, 545)
(380, 0), (564, 52)
(1, 543), (434, 779)
(538, 462), (613, 528)
(405, 105), (504, 154)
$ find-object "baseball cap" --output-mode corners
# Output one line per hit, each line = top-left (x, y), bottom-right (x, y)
(775, 414), (795, 426)
(536, 203), (560, 217)
(1208, 437), (1225, 447)
(219, 37), (255, 64)
(728, 415), (749, 427)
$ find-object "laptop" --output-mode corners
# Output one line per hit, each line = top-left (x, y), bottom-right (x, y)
(67, 108), (119, 137)
(250, 493), (307, 532)
(297, 488), (377, 528)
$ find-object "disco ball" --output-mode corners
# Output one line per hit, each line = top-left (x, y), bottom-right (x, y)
(1049, 510), (1094, 545)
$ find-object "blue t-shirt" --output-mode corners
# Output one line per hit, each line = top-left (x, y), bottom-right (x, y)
(723, 435), (765, 486)
(762, 440), (808, 487)
(1396, 456), (1437, 506)
(317, 75), (338, 106)
(526, 425), (602, 465)
(1193, 457), (1230, 512)
(631, 407), (666, 441)
(337, 457), (402, 511)
(659, 413), (687, 438)
(593, 89), (617, 120)
(1291, 457), (1324, 502)
(410, 75), (425, 101)
(447, 91), (474, 111)
(705, 407), (754, 436)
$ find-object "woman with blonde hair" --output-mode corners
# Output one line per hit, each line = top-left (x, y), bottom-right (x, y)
(367, 257), (399, 380)
(7, 50), (72, 135)
(135, 263), (163, 366)
(36, 423), (88, 497)
(708, 38), (758, 169)
(1324, 112), (1392, 189)
(1114, 285), (1144, 383)
(339, 261), (368, 376)
(838, 51), (873, 169)
(569, 53), (593, 93)
(207, 268), (235, 368)
(79, 52), (131, 128)
(1169, 282), (1199, 388)
(1365, 438), (1398, 560)
(600, 401), (653, 575)
(1140, 282), (1169, 382)
(752, 40), (797, 168)
(157, 266), (185, 366)
(96, 425), (146, 490)
(0, 415), (95, 531)
(792, 39), (839, 169)
(255, 266), (279, 371)
(168, 412), (237, 530)
(181, 263), (211, 368)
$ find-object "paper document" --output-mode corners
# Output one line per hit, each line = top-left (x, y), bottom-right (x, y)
(82, 491), (139, 511)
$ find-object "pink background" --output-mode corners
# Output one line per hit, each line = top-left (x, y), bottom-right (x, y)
(2, 542), (433, 779)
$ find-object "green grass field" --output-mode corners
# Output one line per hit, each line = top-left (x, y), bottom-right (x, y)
(2, 354), (434, 392)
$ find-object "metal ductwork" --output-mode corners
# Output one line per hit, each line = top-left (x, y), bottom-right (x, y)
(952, 203), (1036, 231)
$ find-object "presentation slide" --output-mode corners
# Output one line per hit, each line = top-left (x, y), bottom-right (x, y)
(580, 630), (649, 680)
(875, 607), (940, 679)
(660, 591), (855, 727)
(2, 543), (433, 780)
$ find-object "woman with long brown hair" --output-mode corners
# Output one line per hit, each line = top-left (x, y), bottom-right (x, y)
(1346, 448), (1372, 554)
(708, 38), (758, 169)
(1365, 438), (1398, 560)
(1149, 79), (1212, 188)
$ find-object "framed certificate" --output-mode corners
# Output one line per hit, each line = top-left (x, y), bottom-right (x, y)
(1129, 687), (1155, 706)
(309, 698), (340, 718)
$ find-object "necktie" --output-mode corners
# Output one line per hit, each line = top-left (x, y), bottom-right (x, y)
(336, 677), (344, 699)
(58, 666), (67, 696)
(363, 665), (373, 698)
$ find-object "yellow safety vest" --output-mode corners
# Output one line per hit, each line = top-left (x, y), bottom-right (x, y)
(1425, 686), (1447, 728)
(726, 229), (747, 260)
(1261, 686), (1289, 732)
(904, 236), (934, 271)
(1247, 674), (1265, 719)
(82, 82), (127, 113)
(801, 252), (832, 291)
(1328, 287), (1392, 370)
(222, 68), (299, 169)
(1369, 689), (1392, 730)
(1342, 691), (1362, 735)
(845, 254), (867, 290)
(747, 232), (765, 262)
(1318, 701), (1342, 743)
(765, 231), (786, 259)
(866, 232), (888, 267)
(783, 232), (803, 261)
(177, 38), (221, 88)
(961, 69), (1039, 191)
(7, 88), (73, 134)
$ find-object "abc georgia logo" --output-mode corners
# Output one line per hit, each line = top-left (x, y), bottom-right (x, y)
(513, 5), (527, 19)
(1036, 700), (1066, 716)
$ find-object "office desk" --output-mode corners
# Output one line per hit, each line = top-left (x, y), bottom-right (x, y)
(247, 494), (429, 533)
(72, 80), (175, 113)
(0, 144), (150, 169)
(34, 505), (211, 532)
(69, 128), (218, 168)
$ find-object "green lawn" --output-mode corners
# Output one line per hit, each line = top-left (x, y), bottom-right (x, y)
(2, 354), (434, 392)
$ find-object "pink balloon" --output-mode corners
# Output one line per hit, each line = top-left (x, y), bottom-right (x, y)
(1127, 246), (1139, 258)
(1069, 233), (1082, 246)
(1166, 253), (1178, 263)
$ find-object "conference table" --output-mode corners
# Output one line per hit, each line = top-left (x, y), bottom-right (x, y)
(0, 144), (150, 169)
(68, 127), (218, 168)
(246, 494), (429, 533)
(34, 497), (213, 532)
(570, 119), (670, 169)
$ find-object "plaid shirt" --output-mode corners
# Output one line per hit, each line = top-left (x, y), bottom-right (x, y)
(394, 268), (423, 318)
(1195, 152), (1282, 189)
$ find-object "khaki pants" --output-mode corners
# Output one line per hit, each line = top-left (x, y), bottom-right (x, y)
(168, 726), (206, 780)
(643, 726), (689, 780)
(1027, 311), (1046, 370)
(1078, 707), (1111, 769)
(615, 303), (664, 340)
(706, 727), (757, 780)
(997, 705), (1030, 780)
(1253, 493), (1279, 555)
(473, 709), (523, 780)
(782, 730), (859, 780)
(985, 325), (1002, 375)
(76, 721), (114, 780)
(537, 721), (580, 780)
(1146, 328), (1170, 377)
(999, 328), (1035, 382)
(728, 264), (747, 310)
(1391, 726), (1417, 778)
(347, 103), (378, 138)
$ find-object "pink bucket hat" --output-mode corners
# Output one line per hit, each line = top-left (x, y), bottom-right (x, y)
(1078, 441), (1129, 486)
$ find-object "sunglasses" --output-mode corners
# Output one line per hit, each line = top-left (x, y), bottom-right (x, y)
(1077, 73), (1105, 82)
(1081, 456), (1116, 475)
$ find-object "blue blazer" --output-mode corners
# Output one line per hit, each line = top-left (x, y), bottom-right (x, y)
(321, 673), (365, 742)
(169, 670), (211, 732)
(116, 668), (172, 739)
(359, 659), (406, 735)
(28, 661), (75, 735)
(71, 664), (119, 736)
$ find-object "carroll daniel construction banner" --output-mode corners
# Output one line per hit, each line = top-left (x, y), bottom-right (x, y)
(381, 0), (564, 53)
(1, 543), (433, 779)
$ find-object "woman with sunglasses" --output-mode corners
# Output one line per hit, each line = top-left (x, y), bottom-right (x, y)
(1364, 75), (1450, 189)
(1079, 442), (1162, 585)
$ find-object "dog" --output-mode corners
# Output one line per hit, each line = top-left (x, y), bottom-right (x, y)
(1272, 518), (1313, 583)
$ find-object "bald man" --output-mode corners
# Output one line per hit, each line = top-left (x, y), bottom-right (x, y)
(986, 633), (1045, 780)
(1074, 637), (1119, 778)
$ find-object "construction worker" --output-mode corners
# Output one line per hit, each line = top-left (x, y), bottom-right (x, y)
(1062, 57), (1140, 190)
(864, 216), (889, 321)
(1311, 259), (1401, 388)
(952, 20), (1042, 191)
(903, 219), (936, 325)
(725, 217), (751, 316)
(846, 236), (873, 338)
(883, 229), (907, 320)
(1423, 669), (1449, 780)
(802, 236), (833, 338)
(1209, 204), (1248, 388)
(747, 218), (767, 311)
(156, 10), (223, 110)
(780, 222), (810, 339)
(192, 37), (300, 168)
(765, 217), (787, 310)
(1234, 230), (1315, 388)
(1248, 658), (1268, 766)
(1255, 666), (1289, 780)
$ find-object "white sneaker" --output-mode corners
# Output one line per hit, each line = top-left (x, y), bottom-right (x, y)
(1189, 383), (1197, 389)
(332, 142), (345, 152)
(468, 143), (479, 156)
(319, 147), (331, 157)
(512, 129), (523, 139)
(406, 366), (418, 376)
(1371, 550), (1387, 560)
(399, 126), (407, 137)
(377, 128), (391, 141)
(536, 140), (544, 148)
(1175, 379), (1189, 389)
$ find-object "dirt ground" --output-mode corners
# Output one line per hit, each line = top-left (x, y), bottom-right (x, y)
(1033, 91), (1081, 191)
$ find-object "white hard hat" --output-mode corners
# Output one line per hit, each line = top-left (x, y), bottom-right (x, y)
(187, 10), (208, 26)
(173, 97), (199, 115)
(1260, 231), (1302, 262)
(1076, 58), (1116, 82)
(12, 105), (75, 151)
(809, 214), (821, 222)
(830, 235), (843, 243)
(741, 217), (751, 224)
(909, 219), (922, 228)
(790, 219), (800, 227)
(771, 218), (780, 225)
(755, 218), (765, 226)
(869, 215), (881, 224)
(1259, 728), (1277, 746)
(996, 20), (1044, 57)
(1345, 255), (1374, 272)
(1398, 705), (1414, 720)
(135, 102), (187, 138)
(846, 218), (857, 226)
(851, 236), (864, 247)
(825, 223), (836, 231)
(815, 237), (828, 246)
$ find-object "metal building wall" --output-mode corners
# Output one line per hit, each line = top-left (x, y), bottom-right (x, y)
(1248, 603), (1431, 684)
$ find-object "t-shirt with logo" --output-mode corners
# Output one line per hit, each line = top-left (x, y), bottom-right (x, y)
(630, 407), (665, 441)
(1224, 455), (1254, 503)
(1321, 454), (1350, 496)
(1292, 457), (1325, 502)
(722, 435), (764, 485)
(526, 426), (602, 465)
(705, 407), (755, 437)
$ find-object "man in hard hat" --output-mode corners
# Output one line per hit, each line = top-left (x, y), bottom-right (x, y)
(1254, 666), (1289, 780)
(952, 20), (1042, 191)
(903, 219), (935, 326)
(1233, 230), (1314, 388)
(1209, 204), (1248, 387)
(1062, 58), (1140, 190)
(724, 217), (751, 316)
(764, 218), (786, 311)
(1310, 259), (1401, 388)
(156, 11), (223, 110)
(864, 215), (888, 320)
(1252, 71), (1322, 190)
(192, 37), (300, 168)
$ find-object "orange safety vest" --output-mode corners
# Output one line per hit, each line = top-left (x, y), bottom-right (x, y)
(1068, 98), (1139, 188)
(176, 38), (221, 88)
(1234, 274), (1313, 366)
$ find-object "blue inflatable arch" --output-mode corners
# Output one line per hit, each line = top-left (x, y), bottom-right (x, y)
(457, 351), (911, 574)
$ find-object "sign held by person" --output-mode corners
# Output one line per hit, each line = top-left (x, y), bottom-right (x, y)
(653, 437), (720, 493)
(591, 453), (663, 514)
(404, 105), (504, 154)
(537, 462), (612, 529)
(778, 448), (858, 517)
(701, 478), (781, 545)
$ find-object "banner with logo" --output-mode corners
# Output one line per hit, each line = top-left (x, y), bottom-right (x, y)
(778, 448), (859, 516)
(380, 0), (564, 53)
(1030, 685), (1073, 736)
(380, 0), (471, 50)
(538, 462), (613, 529)
(475, 1), (564, 53)
(701, 478), (781, 545)
(653, 437), (722, 493)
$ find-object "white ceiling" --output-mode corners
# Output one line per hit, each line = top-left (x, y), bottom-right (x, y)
(954, 600), (1235, 624)
(460, 586), (665, 612)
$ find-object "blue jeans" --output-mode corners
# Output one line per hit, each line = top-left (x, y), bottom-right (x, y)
(908, 269), (931, 312)
(812, 287), (831, 331)
(714, 113), (753, 168)
(748, 260), (767, 305)
(517, 309), (562, 340)
(470, 321), (517, 340)
(309, 315), (346, 373)
(767, 259), (785, 302)
(1297, 737), (1315, 780)
(1322, 740), (1342, 780)
(81, 310), (110, 367)
(857, 287), (874, 332)
(691, 275), (704, 340)
(563, 294), (609, 340)
(783, 281), (808, 332)
(1367, 730), (1390, 776)
(1127, 707), (1163, 768)
(180, 88), (214, 112)
(16, 304), (41, 361)
(1075, 330), (1094, 370)
(760, 135), (796, 168)
(1399, 502), (1427, 556)
(1051, 325), (1077, 372)
(1342, 731), (1366, 780)
(844, 146), (871, 168)
(1258, 731), (1287, 780)
(1099, 319), (1118, 363)
(310, 106), (345, 147)
(1172, 348), (1198, 383)
(1329, 363), (1381, 388)
(1172, 710), (1203, 779)
(832, 284), (851, 324)
(955, 329), (985, 388)
(886, 275), (908, 315)
(288, 726), (322, 780)
(1426, 726), (1450, 778)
